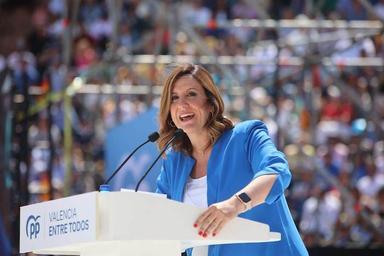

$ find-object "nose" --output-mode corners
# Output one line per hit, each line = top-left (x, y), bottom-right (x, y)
(178, 96), (189, 106)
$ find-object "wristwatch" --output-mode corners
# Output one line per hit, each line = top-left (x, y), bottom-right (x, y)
(235, 192), (252, 212)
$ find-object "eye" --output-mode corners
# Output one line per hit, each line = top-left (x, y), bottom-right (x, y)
(171, 95), (179, 102)
(187, 91), (197, 97)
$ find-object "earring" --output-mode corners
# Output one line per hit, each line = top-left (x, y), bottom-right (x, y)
(168, 119), (176, 128)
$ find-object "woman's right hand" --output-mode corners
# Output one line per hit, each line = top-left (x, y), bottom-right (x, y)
(193, 196), (245, 237)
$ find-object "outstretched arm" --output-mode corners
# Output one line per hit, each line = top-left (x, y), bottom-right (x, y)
(194, 174), (277, 237)
(195, 121), (291, 237)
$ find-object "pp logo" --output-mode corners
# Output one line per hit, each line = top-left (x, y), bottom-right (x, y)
(26, 215), (41, 239)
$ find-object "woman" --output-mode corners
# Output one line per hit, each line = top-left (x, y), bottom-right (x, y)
(156, 64), (308, 256)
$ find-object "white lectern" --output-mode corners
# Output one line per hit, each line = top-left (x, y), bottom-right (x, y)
(20, 191), (280, 256)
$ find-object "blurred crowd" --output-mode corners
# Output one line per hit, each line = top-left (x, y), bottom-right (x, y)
(1, 0), (384, 250)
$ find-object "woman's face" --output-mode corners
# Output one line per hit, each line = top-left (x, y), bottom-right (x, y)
(170, 75), (212, 135)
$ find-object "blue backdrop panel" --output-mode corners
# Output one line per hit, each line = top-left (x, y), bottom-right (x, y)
(105, 107), (160, 191)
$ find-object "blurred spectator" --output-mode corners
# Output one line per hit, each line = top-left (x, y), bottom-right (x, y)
(374, 0), (384, 19)
(119, 23), (133, 51)
(88, 12), (112, 45)
(27, 5), (56, 81)
(316, 86), (353, 144)
(322, 149), (340, 177)
(7, 43), (39, 92)
(356, 158), (384, 206)
(231, 0), (258, 19)
(289, 169), (316, 222)
(369, 186), (384, 243)
(78, 0), (105, 28)
(300, 186), (341, 245)
(337, 0), (368, 20)
(73, 34), (99, 72)
(180, 0), (211, 26)
(48, 0), (65, 16)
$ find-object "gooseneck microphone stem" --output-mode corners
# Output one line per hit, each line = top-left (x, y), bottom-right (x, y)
(135, 129), (184, 192)
(103, 131), (160, 186)
(105, 140), (149, 185)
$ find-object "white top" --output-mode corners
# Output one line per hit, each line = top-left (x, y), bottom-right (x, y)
(183, 176), (208, 208)
(183, 176), (208, 256)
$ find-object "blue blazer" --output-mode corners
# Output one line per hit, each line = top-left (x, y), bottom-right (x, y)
(156, 120), (308, 256)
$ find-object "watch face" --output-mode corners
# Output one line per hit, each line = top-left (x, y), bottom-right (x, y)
(238, 192), (251, 203)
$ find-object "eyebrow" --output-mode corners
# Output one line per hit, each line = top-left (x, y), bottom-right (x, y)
(171, 87), (198, 94)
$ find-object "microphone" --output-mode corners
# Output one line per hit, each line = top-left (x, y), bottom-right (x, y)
(134, 128), (185, 192)
(99, 131), (160, 191)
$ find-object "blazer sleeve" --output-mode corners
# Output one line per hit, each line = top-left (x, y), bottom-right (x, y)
(245, 121), (292, 205)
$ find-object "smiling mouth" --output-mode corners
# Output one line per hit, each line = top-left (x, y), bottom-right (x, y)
(179, 113), (195, 122)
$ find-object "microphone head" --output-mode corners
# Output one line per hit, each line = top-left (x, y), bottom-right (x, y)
(148, 131), (160, 142)
(174, 128), (185, 139)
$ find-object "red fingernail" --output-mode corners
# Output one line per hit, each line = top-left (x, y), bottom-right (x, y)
(203, 233), (207, 237)
(198, 231), (203, 235)
(213, 233), (216, 237)
(193, 223), (198, 228)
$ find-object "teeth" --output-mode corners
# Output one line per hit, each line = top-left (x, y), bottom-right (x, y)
(180, 113), (194, 121)
(180, 113), (193, 118)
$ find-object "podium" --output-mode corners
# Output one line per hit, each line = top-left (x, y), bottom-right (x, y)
(20, 191), (280, 256)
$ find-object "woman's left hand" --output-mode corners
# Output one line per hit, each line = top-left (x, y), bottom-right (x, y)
(194, 196), (245, 237)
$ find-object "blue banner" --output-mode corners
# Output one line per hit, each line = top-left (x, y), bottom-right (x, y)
(105, 107), (160, 191)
